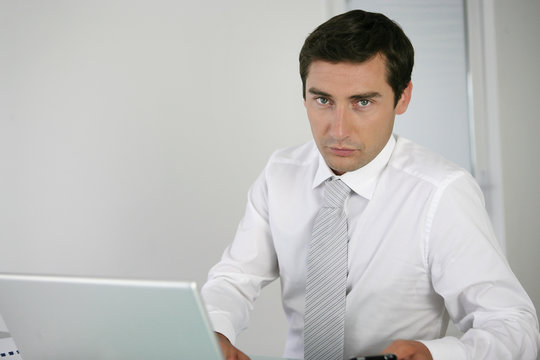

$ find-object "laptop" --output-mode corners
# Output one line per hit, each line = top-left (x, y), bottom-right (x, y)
(0, 273), (224, 360)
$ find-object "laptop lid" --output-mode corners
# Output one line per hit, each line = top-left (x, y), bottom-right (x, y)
(0, 273), (224, 360)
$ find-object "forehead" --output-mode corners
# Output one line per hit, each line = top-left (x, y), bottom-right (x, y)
(306, 56), (391, 94)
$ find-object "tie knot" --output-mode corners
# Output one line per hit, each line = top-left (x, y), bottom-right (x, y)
(323, 178), (351, 208)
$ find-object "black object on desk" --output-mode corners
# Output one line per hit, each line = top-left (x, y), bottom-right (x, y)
(351, 354), (397, 360)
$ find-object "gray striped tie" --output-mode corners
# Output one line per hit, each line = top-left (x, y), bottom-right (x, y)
(304, 178), (351, 360)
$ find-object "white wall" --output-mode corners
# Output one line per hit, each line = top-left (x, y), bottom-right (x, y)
(0, 0), (324, 355)
(493, 0), (540, 327)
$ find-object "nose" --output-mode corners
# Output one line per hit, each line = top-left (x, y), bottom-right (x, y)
(330, 105), (351, 141)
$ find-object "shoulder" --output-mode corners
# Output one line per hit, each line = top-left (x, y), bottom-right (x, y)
(253, 140), (320, 192)
(388, 135), (473, 189)
(267, 140), (319, 168)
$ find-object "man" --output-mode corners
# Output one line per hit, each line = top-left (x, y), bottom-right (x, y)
(201, 9), (540, 360)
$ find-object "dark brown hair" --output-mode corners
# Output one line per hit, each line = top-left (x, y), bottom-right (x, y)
(299, 10), (414, 106)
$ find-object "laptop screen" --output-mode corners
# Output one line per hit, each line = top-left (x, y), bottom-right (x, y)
(0, 274), (223, 360)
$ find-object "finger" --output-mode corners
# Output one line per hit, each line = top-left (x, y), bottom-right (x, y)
(381, 339), (432, 360)
(238, 350), (251, 360)
(216, 334), (251, 360)
(224, 349), (250, 360)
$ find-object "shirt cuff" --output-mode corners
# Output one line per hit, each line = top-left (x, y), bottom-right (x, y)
(419, 336), (467, 360)
(207, 311), (238, 345)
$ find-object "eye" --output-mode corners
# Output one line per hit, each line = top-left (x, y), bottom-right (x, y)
(315, 97), (330, 105)
(357, 99), (371, 107)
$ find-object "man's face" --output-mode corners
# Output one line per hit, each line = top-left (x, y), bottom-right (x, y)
(304, 56), (412, 175)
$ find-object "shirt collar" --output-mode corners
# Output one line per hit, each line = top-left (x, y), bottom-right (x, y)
(312, 135), (396, 200)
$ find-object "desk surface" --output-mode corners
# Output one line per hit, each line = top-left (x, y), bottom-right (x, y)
(0, 334), (292, 360)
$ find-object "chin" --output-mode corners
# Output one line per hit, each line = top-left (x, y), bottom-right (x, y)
(329, 163), (358, 175)
(323, 153), (365, 175)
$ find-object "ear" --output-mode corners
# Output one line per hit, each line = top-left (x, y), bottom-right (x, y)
(395, 81), (413, 115)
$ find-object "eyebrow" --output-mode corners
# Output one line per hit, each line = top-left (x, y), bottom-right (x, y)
(308, 87), (382, 100)
(308, 87), (333, 98)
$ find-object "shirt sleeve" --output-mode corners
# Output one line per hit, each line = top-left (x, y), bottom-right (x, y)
(201, 166), (279, 345)
(421, 172), (540, 359)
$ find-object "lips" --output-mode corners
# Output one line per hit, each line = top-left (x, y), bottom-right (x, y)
(328, 147), (356, 157)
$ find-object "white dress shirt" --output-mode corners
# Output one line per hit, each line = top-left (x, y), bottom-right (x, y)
(201, 135), (540, 360)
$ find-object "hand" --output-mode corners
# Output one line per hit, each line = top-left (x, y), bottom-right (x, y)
(381, 339), (433, 360)
(215, 332), (251, 360)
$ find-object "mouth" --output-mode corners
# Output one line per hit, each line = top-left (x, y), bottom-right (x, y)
(328, 146), (356, 157)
